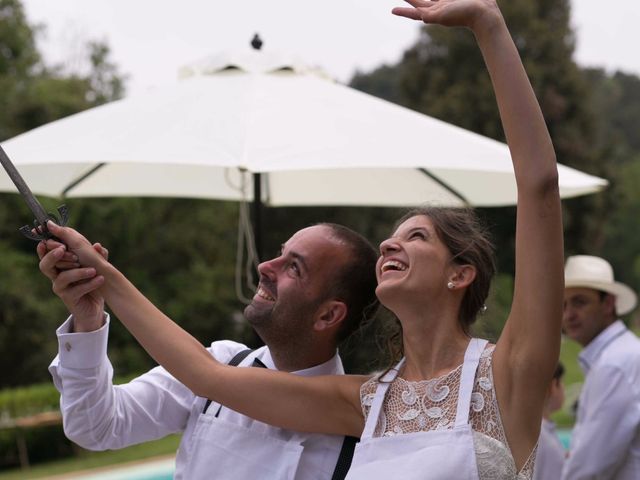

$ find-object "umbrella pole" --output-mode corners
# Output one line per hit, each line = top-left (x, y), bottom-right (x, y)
(252, 172), (263, 266)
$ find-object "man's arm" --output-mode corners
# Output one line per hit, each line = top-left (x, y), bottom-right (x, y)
(562, 365), (640, 479)
(49, 314), (195, 450)
(39, 243), (195, 449)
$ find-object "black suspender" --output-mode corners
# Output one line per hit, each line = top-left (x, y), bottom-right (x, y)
(331, 435), (359, 480)
(200, 348), (359, 479)
(202, 348), (254, 415)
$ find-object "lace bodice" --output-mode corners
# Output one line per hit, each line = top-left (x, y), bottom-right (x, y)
(360, 345), (536, 480)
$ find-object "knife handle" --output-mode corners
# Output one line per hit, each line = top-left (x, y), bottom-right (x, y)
(19, 204), (69, 242)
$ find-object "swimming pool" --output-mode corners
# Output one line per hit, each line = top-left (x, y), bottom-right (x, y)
(71, 458), (174, 480)
(558, 428), (572, 450)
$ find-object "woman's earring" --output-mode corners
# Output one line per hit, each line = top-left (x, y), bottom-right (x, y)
(447, 281), (455, 290)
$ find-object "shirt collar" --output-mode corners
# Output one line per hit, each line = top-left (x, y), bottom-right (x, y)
(257, 347), (344, 376)
(578, 320), (627, 374)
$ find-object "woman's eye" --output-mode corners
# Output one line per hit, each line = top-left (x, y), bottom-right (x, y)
(409, 231), (426, 240)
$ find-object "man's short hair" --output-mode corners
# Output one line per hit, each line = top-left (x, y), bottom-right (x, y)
(318, 223), (379, 343)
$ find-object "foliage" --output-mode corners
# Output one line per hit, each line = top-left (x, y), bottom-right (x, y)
(350, 1), (640, 325)
(552, 337), (583, 427)
(0, 424), (74, 469)
(0, 382), (59, 420)
(0, 240), (68, 387)
(0, 371), (144, 422)
(0, 430), (180, 475)
(566, 70), (640, 318)
(351, 0), (598, 269)
(0, 0), (127, 387)
(472, 273), (514, 342)
(601, 159), (640, 306)
(0, 1), (125, 141)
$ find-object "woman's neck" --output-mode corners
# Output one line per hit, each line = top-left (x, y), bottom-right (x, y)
(398, 305), (471, 381)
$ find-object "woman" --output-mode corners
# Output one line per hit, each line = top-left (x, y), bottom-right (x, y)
(41, 1), (563, 478)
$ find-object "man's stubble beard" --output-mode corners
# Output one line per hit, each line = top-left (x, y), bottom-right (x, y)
(244, 297), (317, 352)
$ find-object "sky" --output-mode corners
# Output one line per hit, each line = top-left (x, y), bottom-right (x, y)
(20, 0), (640, 97)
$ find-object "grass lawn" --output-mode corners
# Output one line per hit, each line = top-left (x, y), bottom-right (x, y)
(0, 435), (180, 480)
(553, 336), (584, 427)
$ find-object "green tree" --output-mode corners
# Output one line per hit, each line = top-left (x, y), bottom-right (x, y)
(0, 0), (128, 386)
(349, 0), (640, 334)
(585, 70), (640, 321)
(0, 0), (42, 140)
(351, 0), (603, 267)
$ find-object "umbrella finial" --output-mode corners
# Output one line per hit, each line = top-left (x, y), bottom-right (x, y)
(251, 33), (263, 50)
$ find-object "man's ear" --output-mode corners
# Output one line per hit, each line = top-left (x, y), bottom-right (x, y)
(450, 264), (477, 289)
(314, 300), (348, 332)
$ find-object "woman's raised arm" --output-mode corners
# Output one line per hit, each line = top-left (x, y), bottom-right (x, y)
(393, 0), (563, 466)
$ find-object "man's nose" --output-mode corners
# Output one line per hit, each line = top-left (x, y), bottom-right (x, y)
(562, 304), (574, 322)
(257, 257), (280, 279)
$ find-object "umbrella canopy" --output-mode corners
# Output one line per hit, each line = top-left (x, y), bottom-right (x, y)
(0, 46), (607, 208)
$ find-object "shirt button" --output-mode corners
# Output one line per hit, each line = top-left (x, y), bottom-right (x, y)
(65, 342), (72, 352)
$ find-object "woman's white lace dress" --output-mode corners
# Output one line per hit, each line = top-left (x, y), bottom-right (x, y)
(360, 345), (536, 479)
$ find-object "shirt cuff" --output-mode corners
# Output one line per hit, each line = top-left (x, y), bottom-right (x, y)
(56, 313), (110, 369)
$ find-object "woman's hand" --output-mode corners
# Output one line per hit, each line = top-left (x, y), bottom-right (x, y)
(43, 221), (106, 269)
(37, 224), (110, 332)
(392, 0), (502, 33)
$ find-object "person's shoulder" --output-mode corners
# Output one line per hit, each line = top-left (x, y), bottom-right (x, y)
(602, 330), (640, 362)
(206, 340), (252, 363)
(622, 328), (640, 347)
(592, 333), (640, 389)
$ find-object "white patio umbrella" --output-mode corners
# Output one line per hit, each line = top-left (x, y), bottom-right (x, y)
(0, 44), (606, 206)
(0, 41), (607, 272)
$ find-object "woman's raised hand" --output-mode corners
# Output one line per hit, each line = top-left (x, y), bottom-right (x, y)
(392, 0), (502, 32)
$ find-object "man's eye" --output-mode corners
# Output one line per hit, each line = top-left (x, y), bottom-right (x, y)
(289, 262), (300, 274)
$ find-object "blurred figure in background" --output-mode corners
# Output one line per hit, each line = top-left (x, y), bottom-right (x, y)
(533, 362), (565, 480)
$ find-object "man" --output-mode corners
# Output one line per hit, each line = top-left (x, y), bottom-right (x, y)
(41, 223), (379, 479)
(562, 255), (640, 479)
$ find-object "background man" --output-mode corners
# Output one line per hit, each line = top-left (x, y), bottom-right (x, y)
(562, 255), (639, 479)
(41, 223), (378, 479)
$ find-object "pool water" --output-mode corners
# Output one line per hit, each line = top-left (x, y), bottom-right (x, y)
(72, 458), (174, 480)
(134, 474), (173, 480)
(557, 428), (572, 450)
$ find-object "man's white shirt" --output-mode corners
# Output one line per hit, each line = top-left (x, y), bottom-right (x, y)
(49, 315), (346, 479)
(562, 321), (640, 479)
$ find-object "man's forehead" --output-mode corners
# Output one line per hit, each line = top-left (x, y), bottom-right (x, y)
(284, 226), (346, 259)
(286, 225), (333, 245)
(564, 287), (601, 300)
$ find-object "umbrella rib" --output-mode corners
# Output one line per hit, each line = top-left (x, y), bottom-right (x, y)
(61, 163), (107, 197)
(418, 168), (470, 206)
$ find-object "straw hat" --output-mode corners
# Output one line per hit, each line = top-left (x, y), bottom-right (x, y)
(565, 255), (638, 315)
